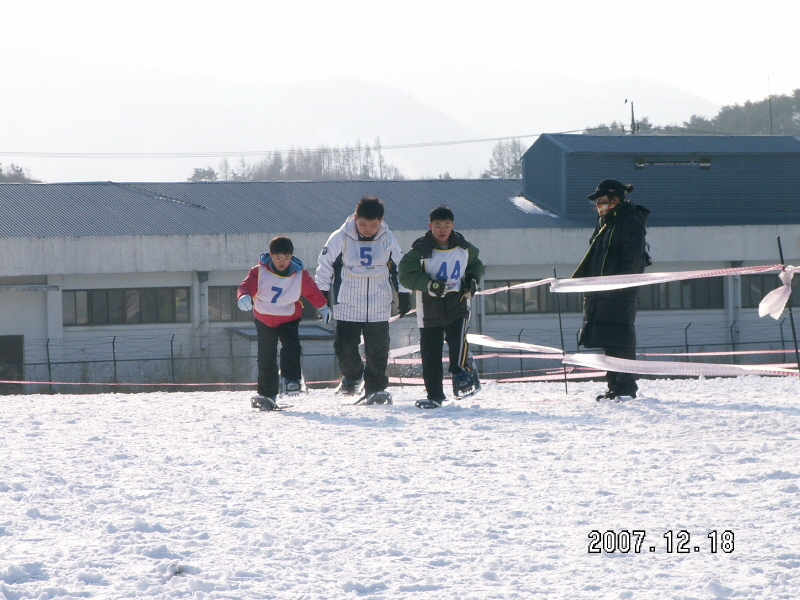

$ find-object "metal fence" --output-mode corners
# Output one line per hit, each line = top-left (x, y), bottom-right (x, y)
(1, 317), (797, 395)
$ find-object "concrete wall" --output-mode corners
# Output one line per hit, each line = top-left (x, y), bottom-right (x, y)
(1, 224), (796, 389)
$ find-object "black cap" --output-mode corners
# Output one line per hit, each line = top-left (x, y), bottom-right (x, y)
(588, 179), (627, 201)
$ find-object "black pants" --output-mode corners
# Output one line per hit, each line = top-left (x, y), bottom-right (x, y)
(419, 318), (468, 401)
(255, 318), (302, 397)
(604, 346), (638, 396)
(334, 321), (390, 395)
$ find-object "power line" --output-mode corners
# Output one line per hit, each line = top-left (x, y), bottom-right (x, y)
(0, 125), (732, 162)
(0, 132), (581, 160)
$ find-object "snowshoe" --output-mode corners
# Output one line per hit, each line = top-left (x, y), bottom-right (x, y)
(364, 390), (392, 405)
(251, 395), (279, 411)
(452, 358), (481, 399)
(336, 378), (364, 396)
(415, 398), (445, 409)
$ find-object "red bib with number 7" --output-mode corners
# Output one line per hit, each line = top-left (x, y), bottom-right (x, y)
(253, 265), (303, 316)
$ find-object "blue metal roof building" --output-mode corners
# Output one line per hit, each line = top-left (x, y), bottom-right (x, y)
(0, 179), (539, 239)
(522, 134), (800, 226)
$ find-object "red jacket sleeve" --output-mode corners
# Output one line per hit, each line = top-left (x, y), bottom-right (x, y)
(237, 266), (259, 298)
(301, 269), (328, 309)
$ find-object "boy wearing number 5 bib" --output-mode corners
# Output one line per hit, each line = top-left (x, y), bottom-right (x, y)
(315, 196), (411, 405)
(237, 236), (330, 410)
(398, 205), (485, 406)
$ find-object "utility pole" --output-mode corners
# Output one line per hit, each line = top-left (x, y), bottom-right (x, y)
(768, 76), (774, 135)
(625, 99), (636, 134)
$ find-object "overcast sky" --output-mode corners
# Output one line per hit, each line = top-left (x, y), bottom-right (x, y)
(2, 0), (798, 182)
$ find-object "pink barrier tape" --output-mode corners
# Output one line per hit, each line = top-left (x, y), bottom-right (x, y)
(390, 352), (566, 365)
(0, 379), (343, 387)
(497, 372), (606, 383)
(475, 278), (554, 296)
(466, 333), (563, 354)
(389, 344), (420, 358)
(550, 264), (782, 294)
(0, 379), (254, 387)
(563, 353), (798, 377)
(641, 349), (796, 357)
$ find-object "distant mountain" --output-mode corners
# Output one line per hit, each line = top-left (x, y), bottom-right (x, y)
(2, 57), (721, 183)
(2, 58), (483, 182)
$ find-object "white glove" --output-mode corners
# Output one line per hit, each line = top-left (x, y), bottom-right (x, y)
(237, 294), (253, 311)
(318, 304), (332, 324)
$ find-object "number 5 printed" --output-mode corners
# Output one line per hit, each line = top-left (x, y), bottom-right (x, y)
(360, 246), (373, 266)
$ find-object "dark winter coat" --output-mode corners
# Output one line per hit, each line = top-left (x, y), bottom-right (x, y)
(398, 231), (484, 328)
(573, 201), (650, 350)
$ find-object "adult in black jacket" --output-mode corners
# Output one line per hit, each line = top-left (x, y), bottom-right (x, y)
(573, 179), (650, 400)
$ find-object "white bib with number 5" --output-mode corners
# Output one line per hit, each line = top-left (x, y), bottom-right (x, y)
(343, 238), (391, 277)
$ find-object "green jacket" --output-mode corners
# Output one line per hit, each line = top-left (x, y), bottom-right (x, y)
(398, 231), (484, 328)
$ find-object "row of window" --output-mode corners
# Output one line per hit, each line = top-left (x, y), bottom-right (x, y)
(483, 275), (798, 315)
(63, 288), (190, 325)
(62, 277), (797, 325)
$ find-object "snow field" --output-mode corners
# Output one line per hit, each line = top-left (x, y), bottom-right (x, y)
(1, 376), (799, 599)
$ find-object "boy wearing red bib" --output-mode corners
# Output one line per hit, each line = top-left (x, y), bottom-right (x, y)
(238, 236), (330, 410)
(398, 205), (484, 406)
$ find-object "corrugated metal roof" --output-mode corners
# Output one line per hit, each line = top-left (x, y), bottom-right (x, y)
(530, 134), (800, 155)
(0, 179), (576, 239)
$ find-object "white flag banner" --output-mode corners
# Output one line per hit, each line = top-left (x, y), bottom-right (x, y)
(758, 267), (798, 320)
(563, 353), (797, 377)
(550, 264), (782, 294)
(466, 333), (563, 354)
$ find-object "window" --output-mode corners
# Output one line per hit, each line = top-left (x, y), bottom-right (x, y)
(63, 288), (190, 325)
(742, 274), (800, 308)
(484, 278), (725, 315)
(209, 286), (251, 322)
(637, 279), (724, 310)
(484, 280), (581, 314)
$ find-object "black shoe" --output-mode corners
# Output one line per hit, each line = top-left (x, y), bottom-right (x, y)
(596, 391), (618, 401)
(337, 378), (363, 395)
(284, 379), (302, 395)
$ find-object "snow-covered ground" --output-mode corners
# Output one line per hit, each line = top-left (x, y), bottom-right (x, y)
(2, 376), (799, 599)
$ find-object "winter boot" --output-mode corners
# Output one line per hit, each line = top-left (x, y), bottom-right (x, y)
(336, 378), (364, 396)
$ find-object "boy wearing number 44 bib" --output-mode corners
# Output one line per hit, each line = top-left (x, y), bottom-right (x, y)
(315, 196), (411, 405)
(237, 236), (330, 411)
(399, 205), (485, 407)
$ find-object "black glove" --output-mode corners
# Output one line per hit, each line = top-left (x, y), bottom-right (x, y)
(397, 292), (411, 316)
(321, 289), (329, 303)
(461, 277), (478, 300)
(427, 279), (447, 298)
